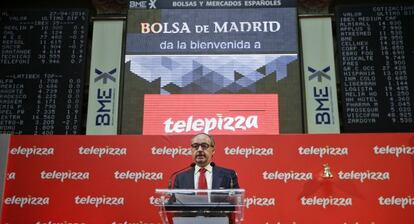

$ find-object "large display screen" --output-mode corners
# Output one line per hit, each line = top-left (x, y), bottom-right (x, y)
(121, 0), (302, 134)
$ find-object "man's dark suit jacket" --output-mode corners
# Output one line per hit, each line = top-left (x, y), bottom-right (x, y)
(173, 165), (239, 189)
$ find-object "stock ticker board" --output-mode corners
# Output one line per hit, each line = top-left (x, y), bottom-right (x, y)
(336, 4), (414, 132)
(0, 9), (89, 134)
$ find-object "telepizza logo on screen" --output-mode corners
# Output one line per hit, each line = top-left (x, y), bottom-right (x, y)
(143, 94), (279, 135)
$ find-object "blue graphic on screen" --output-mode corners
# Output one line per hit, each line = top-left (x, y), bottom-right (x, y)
(126, 54), (297, 94)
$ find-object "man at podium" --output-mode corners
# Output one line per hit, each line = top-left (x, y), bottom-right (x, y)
(163, 133), (243, 224)
(173, 133), (240, 190)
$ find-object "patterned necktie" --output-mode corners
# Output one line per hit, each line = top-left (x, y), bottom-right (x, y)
(198, 167), (207, 190)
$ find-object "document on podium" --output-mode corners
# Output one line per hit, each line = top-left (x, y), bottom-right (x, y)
(174, 194), (209, 205)
(173, 193), (232, 206)
(173, 216), (229, 224)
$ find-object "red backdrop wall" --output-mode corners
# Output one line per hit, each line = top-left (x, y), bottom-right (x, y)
(2, 134), (414, 223)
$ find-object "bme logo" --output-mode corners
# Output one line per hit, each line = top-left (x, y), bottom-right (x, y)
(130, 0), (157, 9)
(94, 68), (116, 126)
(308, 66), (333, 125)
(130, 0), (147, 8)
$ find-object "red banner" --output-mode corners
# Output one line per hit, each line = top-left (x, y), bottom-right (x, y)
(2, 134), (414, 224)
(143, 94), (279, 135)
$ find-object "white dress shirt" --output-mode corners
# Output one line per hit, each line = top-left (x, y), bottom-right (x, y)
(194, 164), (213, 189)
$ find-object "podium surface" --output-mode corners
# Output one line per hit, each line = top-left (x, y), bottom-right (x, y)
(155, 189), (245, 224)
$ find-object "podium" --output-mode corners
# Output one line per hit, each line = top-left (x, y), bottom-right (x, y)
(155, 189), (245, 224)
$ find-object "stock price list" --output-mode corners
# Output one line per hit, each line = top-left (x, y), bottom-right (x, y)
(0, 9), (88, 134)
(336, 4), (414, 132)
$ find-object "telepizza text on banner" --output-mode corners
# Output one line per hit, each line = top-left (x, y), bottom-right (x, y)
(4, 195), (50, 208)
(114, 171), (163, 182)
(298, 146), (348, 157)
(301, 196), (352, 208)
(40, 170), (90, 182)
(78, 146), (127, 158)
(244, 196), (276, 208)
(378, 196), (414, 208)
(74, 195), (124, 207)
(373, 145), (414, 157)
(151, 146), (192, 157)
(149, 196), (169, 205)
(338, 170), (390, 182)
(7, 172), (16, 180)
(143, 94), (279, 134)
(224, 146), (274, 158)
(263, 171), (313, 183)
(112, 221), (154, 224)
(164, 114), (258, 134)
(10, 146), (54, 158)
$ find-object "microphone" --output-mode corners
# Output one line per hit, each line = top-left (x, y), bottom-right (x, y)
(210, 162), (216, 167)
(167, 163), (195, 189)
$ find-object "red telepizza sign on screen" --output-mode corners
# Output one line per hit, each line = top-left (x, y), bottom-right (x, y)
(143, 94), (279, 135)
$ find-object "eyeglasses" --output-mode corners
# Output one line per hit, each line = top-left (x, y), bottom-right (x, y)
(191, 143), (212, 150)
